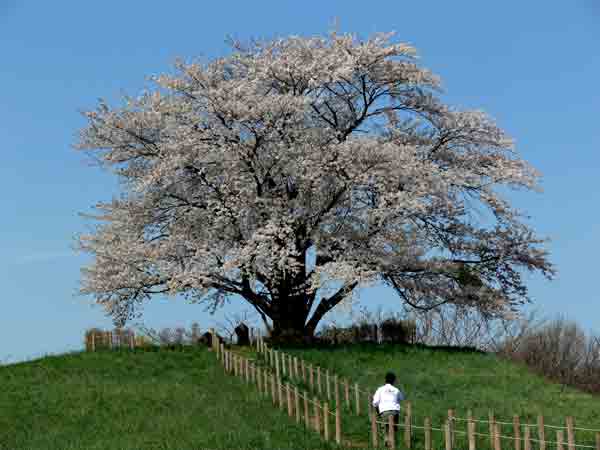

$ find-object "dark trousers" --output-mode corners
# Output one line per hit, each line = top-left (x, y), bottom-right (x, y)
(379, 410), (400, 443)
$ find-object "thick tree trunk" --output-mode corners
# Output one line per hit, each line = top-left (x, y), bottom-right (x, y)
(267, 279), (356, 343)
(271, 288), (314, 343)
(271, 316), (311, 342)
(269, 295), (311, 343)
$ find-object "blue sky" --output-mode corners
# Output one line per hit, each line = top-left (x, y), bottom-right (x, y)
(1, 1), (598, 364)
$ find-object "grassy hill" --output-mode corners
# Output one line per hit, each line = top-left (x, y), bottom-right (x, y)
(0, 347), (339, 450)
(3, 343), (600, 450)
(276, 343), (600, 449)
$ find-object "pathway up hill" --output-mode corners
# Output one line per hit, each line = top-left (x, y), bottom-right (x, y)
(0, 347), (342, 450)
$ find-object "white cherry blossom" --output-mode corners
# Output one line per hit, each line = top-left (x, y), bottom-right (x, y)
(75, 31), (554, 340)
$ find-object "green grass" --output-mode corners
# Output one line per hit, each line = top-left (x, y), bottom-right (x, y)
(4, 343), (600, 450)
(0, 346), (342, 450)
(271, 343), (600, 449)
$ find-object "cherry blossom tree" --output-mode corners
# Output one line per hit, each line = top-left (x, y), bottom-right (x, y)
(75, 31), (554, 342)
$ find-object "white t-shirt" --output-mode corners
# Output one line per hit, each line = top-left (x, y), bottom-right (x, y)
(372, 383), (404, 414)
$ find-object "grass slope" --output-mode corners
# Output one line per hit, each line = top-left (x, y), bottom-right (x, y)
(276, 343), (600, 449)
(0, 347), (339, 450)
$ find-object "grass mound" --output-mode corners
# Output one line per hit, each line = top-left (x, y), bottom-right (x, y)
(0, 347), (338, 450)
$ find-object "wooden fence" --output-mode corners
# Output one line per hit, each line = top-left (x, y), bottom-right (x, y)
(251, 331), (600, 450)
(85, 328), (137, 351)
(84, 327), (220, 351)
(214, 336), (343, 445)
(84, 327), (600, 450)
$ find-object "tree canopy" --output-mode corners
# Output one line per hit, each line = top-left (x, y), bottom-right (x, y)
(75, 31), (554, 340)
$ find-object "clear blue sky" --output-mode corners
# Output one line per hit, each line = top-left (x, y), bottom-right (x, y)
(1, 1), (598, 364)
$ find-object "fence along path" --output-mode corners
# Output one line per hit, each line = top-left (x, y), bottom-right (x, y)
(212, 335), (343, 446)
(250, 329), (600, 450)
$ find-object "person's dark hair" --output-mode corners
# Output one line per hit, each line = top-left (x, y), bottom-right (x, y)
(385, 372), (396, 384)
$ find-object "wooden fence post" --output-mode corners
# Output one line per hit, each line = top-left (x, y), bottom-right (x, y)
(494, 423), (501, 450)
(108, 331), (113, 350)
(317, 366), (322, 395)
(445, 421), (452, 450)
(557, 430), (565, 450)
(566, 416), (575, 450)
(335, 400), (342, 444)
(262, 369), (269, 398)
(304, 391), (310, 427)
(468, 417), (476, 450)
(301, 358), (306, 382)
(294, 356), (299, 380)
(309, 364), (314, 392)
(278, 377), (284, 410)
(389, 414), (396, 450)
(323, 402), (330, 442)
(271, 374), (277, 406)
(344, 379), (350, 410)
(595, 433), (600, 450)
(513, 415), (521, 450)
(245, 358), (250, 383)
(537, 415), (546, 450)
(90, 332), (95, 352)
(294, 386), (300, 423)
(489, 410), (496, 450)
(282, 353), (287, 377)
(314, 396), (321, 434)
(405, 401), (412, 449)
(129, 331), (135, 350)
(257, 366), (262, 395)
(371, 409), (379, 448)
(287, 384), (293, 417)
(275, 351), (281, 380)
(334, 375), (340, 412)
(524, 425), (531, 450)
(448, 409), (455, 446)
(326, 370), (331, 401)
(425, 417), (432, 450)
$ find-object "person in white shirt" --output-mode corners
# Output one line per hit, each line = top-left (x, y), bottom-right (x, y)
(372, 372), (405, 445)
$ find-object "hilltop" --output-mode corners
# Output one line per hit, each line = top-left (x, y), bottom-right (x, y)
(0, 347), (337, 450)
